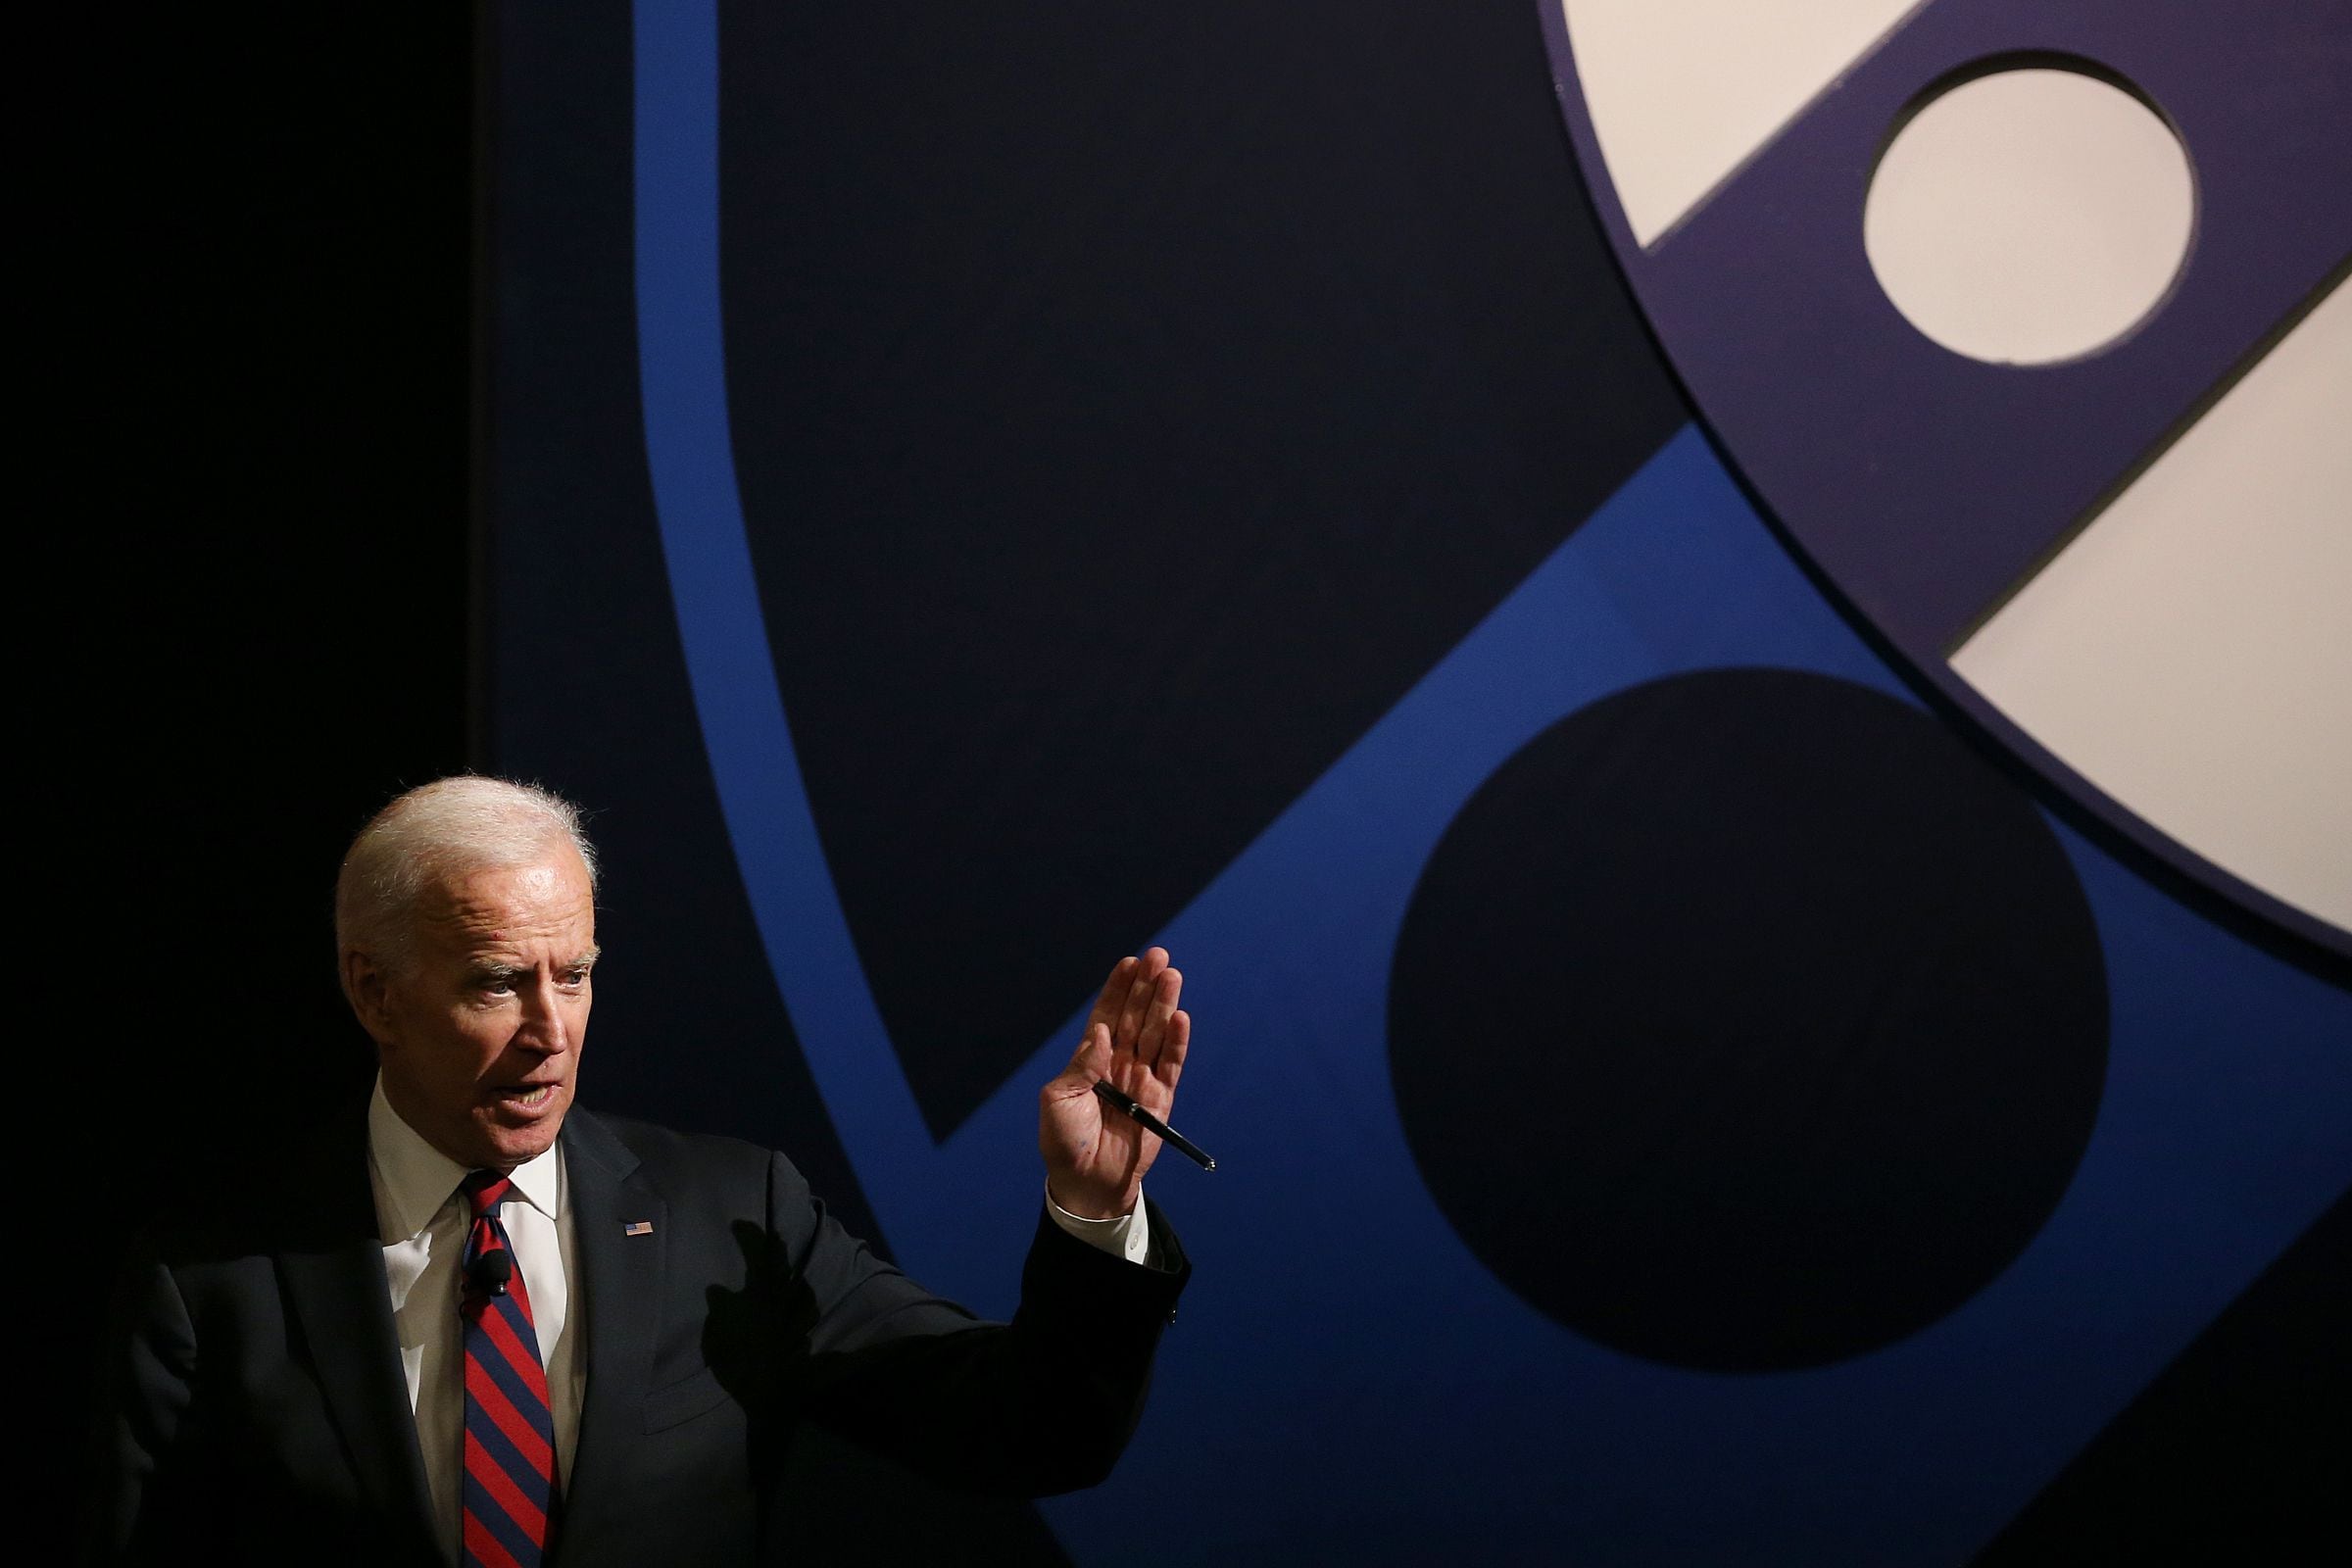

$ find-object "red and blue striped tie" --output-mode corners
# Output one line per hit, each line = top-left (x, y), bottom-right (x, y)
(459, 1170), (560, 1568)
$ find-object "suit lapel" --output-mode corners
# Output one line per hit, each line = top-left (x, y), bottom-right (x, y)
(278, 1147), (440, 1561)
(558, 1108), (667, 1544)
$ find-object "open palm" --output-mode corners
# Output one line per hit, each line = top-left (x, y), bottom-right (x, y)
(1039, 948), (1190, 1219)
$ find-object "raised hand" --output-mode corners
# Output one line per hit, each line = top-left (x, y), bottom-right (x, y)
(1038, 948), (1191, 1220)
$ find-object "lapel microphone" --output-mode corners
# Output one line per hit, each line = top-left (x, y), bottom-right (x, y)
(466, 1250), (514, 1298)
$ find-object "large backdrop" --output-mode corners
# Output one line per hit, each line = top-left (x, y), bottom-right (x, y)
(483, 3), (2349, 1563)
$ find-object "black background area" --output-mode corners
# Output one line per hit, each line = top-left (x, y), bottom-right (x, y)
(69, 21), (472, 1296)
(57, 6), (473, 1555)
(1390, 669), (2109, 1370)
(717, 0), (1688, 1138)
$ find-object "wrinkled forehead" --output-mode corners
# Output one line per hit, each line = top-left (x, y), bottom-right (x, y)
(414, 845), (599, 949)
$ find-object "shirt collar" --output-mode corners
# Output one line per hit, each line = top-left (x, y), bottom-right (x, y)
(368, 1074), (565, 1240)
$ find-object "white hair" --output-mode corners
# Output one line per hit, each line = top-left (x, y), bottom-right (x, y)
(335, 776), (599, 974)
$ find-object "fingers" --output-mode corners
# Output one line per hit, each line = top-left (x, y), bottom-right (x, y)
(1153, 1008), (1189, 1099)
(1112, 947), (1170, 1054)
(1086, 956), (1136, 1042)
(1135, 965), (1182, 1070)
(1085, 948), (1185, 1087)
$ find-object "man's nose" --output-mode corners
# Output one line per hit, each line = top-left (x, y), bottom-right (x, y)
(514, 974), (571, 1053)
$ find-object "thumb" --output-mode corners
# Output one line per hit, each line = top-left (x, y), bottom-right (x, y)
(1053, 1021), (1112, 1093)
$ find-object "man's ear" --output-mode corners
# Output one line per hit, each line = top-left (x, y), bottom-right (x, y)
(343, 948), (400, 1051)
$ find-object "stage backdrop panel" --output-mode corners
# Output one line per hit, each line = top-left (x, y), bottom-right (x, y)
(485, 3), (2351, 1562)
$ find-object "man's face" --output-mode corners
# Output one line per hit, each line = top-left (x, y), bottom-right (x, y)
(349, 848), (599, 1171)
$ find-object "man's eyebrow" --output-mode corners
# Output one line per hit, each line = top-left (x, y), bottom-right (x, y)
(463, 949), (599, 982)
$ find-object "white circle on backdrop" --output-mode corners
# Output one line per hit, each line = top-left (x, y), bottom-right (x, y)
(1864, 66), (2195, 366)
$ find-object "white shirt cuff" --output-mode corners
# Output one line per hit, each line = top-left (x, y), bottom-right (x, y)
(1046, 1184), (1153, 1265)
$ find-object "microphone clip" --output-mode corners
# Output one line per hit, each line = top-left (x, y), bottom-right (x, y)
(466, 1248), (515, 1299)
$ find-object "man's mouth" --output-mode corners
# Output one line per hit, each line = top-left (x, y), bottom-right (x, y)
(492, 1084), (558, 1110)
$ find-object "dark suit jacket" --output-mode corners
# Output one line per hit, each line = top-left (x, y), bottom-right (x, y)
(93, 1104), (1190, 1565)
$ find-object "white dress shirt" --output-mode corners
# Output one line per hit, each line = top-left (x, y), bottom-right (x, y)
(365, 1076), (1149, 1555)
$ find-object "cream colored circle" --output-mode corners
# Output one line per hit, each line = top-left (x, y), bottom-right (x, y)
(1864, 67), (2195, 365)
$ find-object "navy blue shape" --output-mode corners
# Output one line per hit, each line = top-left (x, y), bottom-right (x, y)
(1390, 668), (2108, 1370)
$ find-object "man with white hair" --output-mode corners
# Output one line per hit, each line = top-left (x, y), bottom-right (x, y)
(98, 776), (1194, 1566)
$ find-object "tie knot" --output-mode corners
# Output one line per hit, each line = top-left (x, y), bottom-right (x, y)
(461, 1169), (517, 1218)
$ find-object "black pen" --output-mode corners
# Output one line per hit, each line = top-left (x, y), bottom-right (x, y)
(1093, 1080), (1217, 1171)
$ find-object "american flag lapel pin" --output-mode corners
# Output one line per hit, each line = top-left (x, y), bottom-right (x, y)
(623, 1220), (655, 1237)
